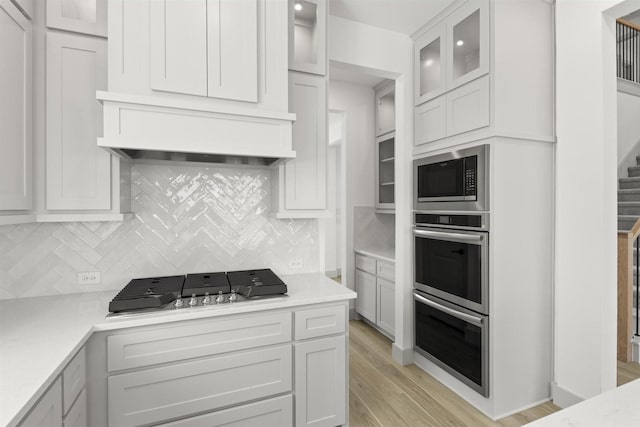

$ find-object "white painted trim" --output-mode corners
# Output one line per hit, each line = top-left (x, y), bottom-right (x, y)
(392, 343), (414, 366)
(36, 213), (132, 223)
(618, 78), (640, 97)
(551, 381), (584, 409)
(0, 214), (36, 225)
(96, 91), (295, 121)
(633, 335), (640, 363)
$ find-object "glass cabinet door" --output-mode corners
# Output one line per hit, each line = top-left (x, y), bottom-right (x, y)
(446, 0), (489, 89)
(376, 134), (395, 210)
(414, 24), (446, 105)
(289, 0), (326, 75)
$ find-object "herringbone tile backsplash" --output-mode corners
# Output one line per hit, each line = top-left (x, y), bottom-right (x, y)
(0, 163), (318, 300)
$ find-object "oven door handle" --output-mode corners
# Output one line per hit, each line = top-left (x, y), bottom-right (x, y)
(413, 292), (484, 327)
(413, 228), (484, 244)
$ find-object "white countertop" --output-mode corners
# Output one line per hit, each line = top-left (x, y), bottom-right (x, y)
(354, 247), (395, 263)
(0, 273), (355, 427)
(524, 379), (640, 426)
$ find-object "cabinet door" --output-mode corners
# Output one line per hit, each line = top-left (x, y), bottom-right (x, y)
(149, 0), (207, 96)
(415, 23), (446, 105)
(46, 32), (110, 210)
(63, 389), (86, 427)
(294, 336), (346, 427)
(207, 0), (258, 102)
(415, 95), (446, 146)
(289, 0), (326, 75)
(446, 75), (490, 137)
(375, 81), (395, 136)
(376, 134), (394, 210)
(18, 378), (62, 427)
(157, 395), (293, 427)
(376, 277), (395, 337)
(285, 72), (326, 210)
(446, 0), (489, 90)
(0, 0), (32, 210)
(355, 269), (376, 323)
(46, 0), (107, 37)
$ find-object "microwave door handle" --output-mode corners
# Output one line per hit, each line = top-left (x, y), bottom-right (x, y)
(413, 228), (483, 244)
(413, 292), (484, 327)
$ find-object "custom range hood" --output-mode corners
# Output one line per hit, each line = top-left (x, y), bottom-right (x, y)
(97, 91), (296, 166)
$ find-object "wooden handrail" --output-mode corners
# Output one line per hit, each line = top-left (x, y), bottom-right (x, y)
(617, 18), (640, 33)
(617, 217), (640, 362)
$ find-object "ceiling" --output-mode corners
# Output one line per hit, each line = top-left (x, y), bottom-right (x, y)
(328, 0), (456, 35)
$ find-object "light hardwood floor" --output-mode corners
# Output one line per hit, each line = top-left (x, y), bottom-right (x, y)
(349, 320), (640, 427)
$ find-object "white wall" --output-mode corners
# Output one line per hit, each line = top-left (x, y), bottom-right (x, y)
(328, 16), (414, 362)
(554, 0), (636, 406)
(617, 84), (640, 178)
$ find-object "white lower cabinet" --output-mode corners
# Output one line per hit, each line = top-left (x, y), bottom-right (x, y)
(18, 348), (86, 427)
(355, 252), (395, 338)
(294, 335), (346, 427)
(157, 395), (293, 427)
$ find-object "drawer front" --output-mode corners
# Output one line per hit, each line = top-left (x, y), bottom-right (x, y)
(355, 254), (376, 274)
(108, 345), (293, 427)
(107, 312), (291, 371)
(157, 395), (293, 427)
(376, 261), (395, 281)
(62, 347), (85, 415)
(294, 305), (346, 340)
(18, 377), (62, 427)
(63, 389), (86, 427)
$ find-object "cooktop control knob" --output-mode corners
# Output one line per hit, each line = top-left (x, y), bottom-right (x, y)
(174, 298), (184, 308)
(229, 290), (238, 303)
(215, 291), (225, 304)
(188, 293), (198, 307)
(202, 292), (211, 305)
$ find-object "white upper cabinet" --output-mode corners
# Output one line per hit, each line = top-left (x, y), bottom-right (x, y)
(45, 33), (114, 211)
(46, 0), (107, 37)
(375, 81), (395, 137)
(149, 0), (258, 102)
(0, 0), (32, 212)
(414, 0), (488, 106)
(289, 0), (326, 75)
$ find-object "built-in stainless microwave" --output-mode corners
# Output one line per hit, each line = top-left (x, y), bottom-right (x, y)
(414, 145), (489, 212)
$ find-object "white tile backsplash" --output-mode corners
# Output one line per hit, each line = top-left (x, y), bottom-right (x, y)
(0, 163), (318, 300)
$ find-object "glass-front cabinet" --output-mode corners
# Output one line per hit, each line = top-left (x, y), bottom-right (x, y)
(289, 0), (326, 75)
(414, 0), (488, 105)
(376, 134), (395, 211)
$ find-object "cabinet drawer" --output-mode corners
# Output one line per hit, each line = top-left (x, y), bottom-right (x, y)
(295, 305), (346, 340)
(355, 254), (376, 274)
(62, 347), (85, 415)
(107, 312), (291, 371)
(108, 345), (293, 427)
(157, 394), (293, 427)
(18, 377), (62, 427)
(377, 261), (395, 281)
(63, 389), (86, 427)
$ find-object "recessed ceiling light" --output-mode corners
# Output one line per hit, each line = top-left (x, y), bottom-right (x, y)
(424, 59), (434, 67)
(294, 3), (302, 11)
(456, 40), (464, 47)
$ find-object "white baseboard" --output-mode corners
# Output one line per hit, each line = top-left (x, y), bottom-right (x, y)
(392, 343), (414, 366)
(633, 336), (640, 363)
(551, 381), (584, 408)
(348, 308), (357, 321)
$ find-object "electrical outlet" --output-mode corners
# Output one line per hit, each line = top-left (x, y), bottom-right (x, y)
(288, 257), (303, 271)
(77, 272), (101, 285)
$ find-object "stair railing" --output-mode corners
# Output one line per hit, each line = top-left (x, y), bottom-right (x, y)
(618, 218), (640, 362)
(617, 18), (640, 84)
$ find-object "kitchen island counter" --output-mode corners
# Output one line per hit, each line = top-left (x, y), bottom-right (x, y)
(0, 273), (355, 427)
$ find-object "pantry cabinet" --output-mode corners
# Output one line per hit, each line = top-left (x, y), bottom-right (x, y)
(0, 0), (32, 214)
(355, 252), (395, 338)
(272, 72), (327, 217)
(149, 0), (257, 102)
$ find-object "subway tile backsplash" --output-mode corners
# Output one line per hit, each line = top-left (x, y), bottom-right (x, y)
(0, 163), (318, 300)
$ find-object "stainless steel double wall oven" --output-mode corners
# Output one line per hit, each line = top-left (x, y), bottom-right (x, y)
(413, 144), (490, 397)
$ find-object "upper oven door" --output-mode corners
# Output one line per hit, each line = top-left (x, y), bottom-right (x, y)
(414, 227), (488, 314)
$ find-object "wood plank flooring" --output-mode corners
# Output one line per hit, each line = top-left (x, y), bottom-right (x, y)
(349, 320), (640, 427)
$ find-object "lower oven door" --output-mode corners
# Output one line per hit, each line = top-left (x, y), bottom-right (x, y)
(414, 290), (489, 397)
(414, 226), (488, 314)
